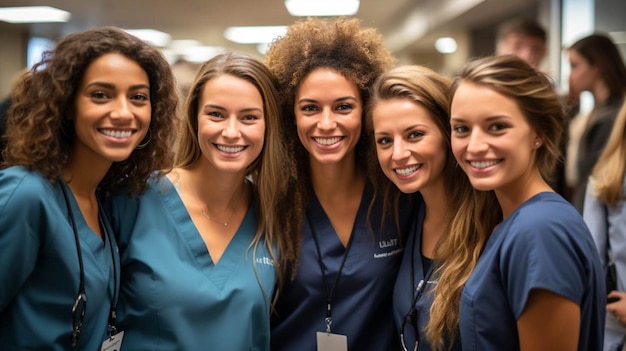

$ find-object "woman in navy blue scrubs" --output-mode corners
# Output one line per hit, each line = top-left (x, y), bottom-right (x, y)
(368, 65), (472, 351)
(265, 17), (413, 351)
(448, 55), (605, 351)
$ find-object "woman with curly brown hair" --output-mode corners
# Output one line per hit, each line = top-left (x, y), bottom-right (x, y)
(265, 17), (413, 350)
(0, 26), (178, 349)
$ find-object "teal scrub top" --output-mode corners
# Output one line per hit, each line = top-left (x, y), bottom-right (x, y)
(0, 166), (119, 350)
(107, 176), (275, 350)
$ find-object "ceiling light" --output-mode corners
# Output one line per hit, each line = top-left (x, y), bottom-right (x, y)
(284, 0), (359, 16)
(224, 26), (287, 44)
(435, 37), (458, 54)
(124, 29), (171, 47)
(180, 46), (226, 63)
(0, 6), (70, 23)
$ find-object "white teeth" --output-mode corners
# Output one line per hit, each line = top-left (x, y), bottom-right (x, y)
(470, 160), (499, 169)
(217, 145), (245, 153)
(314, 137), (341, 146)
(395, 165), (420, 176)
(101, 129), (132, 138)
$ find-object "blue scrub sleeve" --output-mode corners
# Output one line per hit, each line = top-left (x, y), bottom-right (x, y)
(500, 212), (587, 318)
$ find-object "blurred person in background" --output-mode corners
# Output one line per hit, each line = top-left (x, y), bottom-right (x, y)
(495, 18), (547, 70)
(583, 100), (626, 351)
(568, 33), (626, 213)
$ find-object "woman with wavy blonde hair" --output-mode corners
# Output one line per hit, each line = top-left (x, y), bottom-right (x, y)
(367, 64), (470, 351)
(584, 99), (626, 351)
(443, 54), (604, 351)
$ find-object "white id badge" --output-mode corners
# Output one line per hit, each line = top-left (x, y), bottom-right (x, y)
(100, 330), (124, 351)
(316, 331), (347, 351)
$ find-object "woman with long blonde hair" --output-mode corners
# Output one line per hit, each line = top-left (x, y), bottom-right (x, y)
(584, 99), (626, 351)
(437, 55), (604, 351)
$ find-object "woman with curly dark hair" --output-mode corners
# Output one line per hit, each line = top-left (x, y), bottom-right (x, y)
(0, 26), (178, 349)
(265, 17), (413, 350)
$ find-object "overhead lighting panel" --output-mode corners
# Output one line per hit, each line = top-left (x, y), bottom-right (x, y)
(284, 0), (359, 17)
(124, 29), (171, 47)
(0, 6), (70, 23)
(224, 26), (288, 44)
(435, 37), (458, 54)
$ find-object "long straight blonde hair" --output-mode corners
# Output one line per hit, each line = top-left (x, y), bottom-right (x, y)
(589, 99), (626, 207)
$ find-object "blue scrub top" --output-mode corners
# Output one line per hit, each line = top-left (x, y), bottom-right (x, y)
(271, 183), (414, 351)
(392, 195), (461, 351)
(107, 176), (275, 350)
(459, 192), (605, 351)
(0, 166), (119, 350)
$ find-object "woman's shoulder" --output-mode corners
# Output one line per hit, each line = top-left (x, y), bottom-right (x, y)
(0, 166), (55, 200)
(0, 166), (59, 221)
(505, 192), (588, 240)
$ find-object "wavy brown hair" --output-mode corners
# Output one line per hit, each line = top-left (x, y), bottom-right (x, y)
(175, 52), (291, 298)
(3, 26), (179, 193)
(366, 65), (459, 231)
(427, 55), (564, 349)
(263, 17), (396, 278)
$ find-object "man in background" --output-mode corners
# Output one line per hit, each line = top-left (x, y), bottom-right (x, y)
(496, 18), (547, 70)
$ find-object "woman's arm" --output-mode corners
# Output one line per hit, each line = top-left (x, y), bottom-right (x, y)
(517, 288), (580, 351)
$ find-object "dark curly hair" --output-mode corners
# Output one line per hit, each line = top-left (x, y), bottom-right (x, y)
(264, 17), (396, 278)
(3, 26), (179, 194)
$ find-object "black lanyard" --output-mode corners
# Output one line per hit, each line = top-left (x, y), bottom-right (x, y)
(98, 203), (119, 338)
(60, 181), (119, 346)
(401, 206), (433, 351)
(307, 212), (355, 333)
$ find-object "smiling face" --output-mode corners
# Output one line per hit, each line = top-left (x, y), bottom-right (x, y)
(196, 74), (265, 175)
(294, 67), (362, 167)
(71, 52), (151, 167)
(450, 81), (541, 194)
(372, 98), (446, 195)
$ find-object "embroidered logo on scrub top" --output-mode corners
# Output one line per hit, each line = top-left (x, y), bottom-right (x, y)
(256, 257), (274, 266)
(374, 238), (402, 258)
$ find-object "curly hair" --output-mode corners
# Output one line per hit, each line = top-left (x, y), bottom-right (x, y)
(175, 52), (292, 297)
(427, 55), (564, 349)
(264, 17), (396, 277)
(3, 26), (179, 194)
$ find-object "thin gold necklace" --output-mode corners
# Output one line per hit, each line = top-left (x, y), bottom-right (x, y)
(190, 181), (244, 227)
(201, 208), (235, 227)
